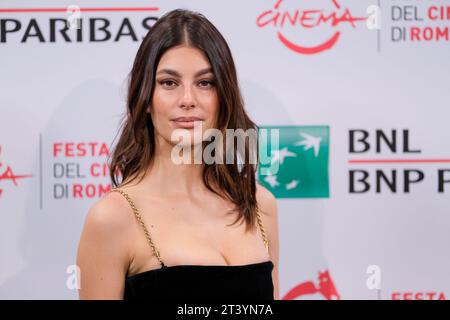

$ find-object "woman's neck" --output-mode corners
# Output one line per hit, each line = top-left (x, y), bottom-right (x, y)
(137, 138), (208, 198)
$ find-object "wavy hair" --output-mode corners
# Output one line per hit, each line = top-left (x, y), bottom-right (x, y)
(108, 9), (260, 232)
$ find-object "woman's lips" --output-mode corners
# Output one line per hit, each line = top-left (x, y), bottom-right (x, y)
(171, 117), (204, 129)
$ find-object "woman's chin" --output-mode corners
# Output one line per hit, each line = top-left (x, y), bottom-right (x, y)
(170, 128), (204, 146)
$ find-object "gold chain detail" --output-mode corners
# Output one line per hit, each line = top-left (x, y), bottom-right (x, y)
(112, 187), (269, 260)
(256, 210), (270, 254)
(111, 188), (164, 266)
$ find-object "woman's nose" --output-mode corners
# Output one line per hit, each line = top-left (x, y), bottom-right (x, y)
(179, 84), (196, 109)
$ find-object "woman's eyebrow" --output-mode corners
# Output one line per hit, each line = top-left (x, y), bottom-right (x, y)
(194, 67), (213, 77)
(156, 69), (180, 77)
(156, 67), (213, 77)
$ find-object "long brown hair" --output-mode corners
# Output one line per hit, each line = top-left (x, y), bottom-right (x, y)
(109, 9), (261, 232)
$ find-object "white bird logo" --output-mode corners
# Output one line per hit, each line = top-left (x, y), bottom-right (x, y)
(286, 180), (299, 190)
(270, 147), (297, 165)
(294, 133), (321, 157)
(264, 175), (280, 188)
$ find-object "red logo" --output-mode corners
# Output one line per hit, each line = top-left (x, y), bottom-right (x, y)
(392, 292), (446, 300)
(0, 145), (33, 197)
(256, 0), (367, 54)
(282, 269), (340, 300)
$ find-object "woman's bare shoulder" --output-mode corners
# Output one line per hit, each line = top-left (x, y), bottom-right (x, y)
(82, 189), (136, 236)
(77, 190), (136, 299)
(256, 182), (277, 215)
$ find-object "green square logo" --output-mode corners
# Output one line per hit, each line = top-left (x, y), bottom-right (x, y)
(257, 126), (330, 198)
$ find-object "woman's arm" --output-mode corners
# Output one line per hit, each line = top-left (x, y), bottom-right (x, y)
(76, 194), (133, 299)
(256, 184), (280, 300)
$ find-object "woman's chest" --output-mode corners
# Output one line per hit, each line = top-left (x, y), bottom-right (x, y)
(128, 196), (268, 273)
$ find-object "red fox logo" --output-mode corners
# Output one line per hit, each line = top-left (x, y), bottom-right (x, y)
(283, 270), (340, 300)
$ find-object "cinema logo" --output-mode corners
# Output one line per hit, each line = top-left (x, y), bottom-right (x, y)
(52, 142), (112, 199)
(348, 129), (450, 194)
(0, 6), (160, 43)
(0, 145), (33, 197)
(256, 0), (369, 55)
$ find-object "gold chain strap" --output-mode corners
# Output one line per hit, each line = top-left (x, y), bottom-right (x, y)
(111, 187), (269, 261)
(111, 188), (164, 266)
(256, 210), (270, 254)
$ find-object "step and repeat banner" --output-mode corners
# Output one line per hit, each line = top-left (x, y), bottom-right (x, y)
(1, 0), (449, 299)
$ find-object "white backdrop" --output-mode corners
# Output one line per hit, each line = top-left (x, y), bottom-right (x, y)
(1, 0), (449, 299)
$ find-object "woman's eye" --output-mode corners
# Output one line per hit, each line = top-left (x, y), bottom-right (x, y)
(159, 80), (177, 88)
(198, 80), (215, 88)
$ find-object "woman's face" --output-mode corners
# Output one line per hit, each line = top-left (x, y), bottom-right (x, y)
(148, 45), (219, 147)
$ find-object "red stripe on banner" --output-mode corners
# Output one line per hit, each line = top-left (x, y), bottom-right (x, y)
(348, 159), (450, 164)
(0, 7), (159, 13)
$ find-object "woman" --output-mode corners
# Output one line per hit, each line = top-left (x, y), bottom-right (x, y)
(77, 9), (279, 300)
